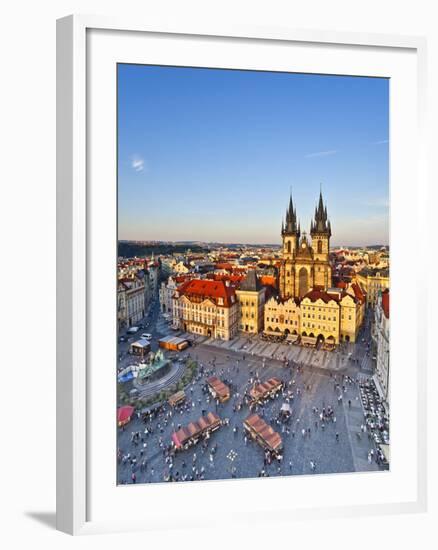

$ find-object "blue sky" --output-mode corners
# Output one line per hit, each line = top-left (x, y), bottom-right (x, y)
(118, 64), (389, 246)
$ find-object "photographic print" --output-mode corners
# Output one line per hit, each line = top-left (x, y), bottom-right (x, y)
(116, 64), (390, 485)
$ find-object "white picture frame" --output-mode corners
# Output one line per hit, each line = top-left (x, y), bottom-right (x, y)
(56, 14), (428, 535)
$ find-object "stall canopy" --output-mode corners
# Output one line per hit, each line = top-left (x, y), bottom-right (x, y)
(263, 330), (283, 336)
(130, 339), (151, 351)
(117, 405), (135, 426)
(380, 443), (390, 463)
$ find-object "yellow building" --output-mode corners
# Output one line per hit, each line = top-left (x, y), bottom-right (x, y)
(173, 261), (191, 274)
(356, 267), (390, 307)
(279, 192), (332, 299)
(236, 270), (266, 334)
(264, 296), (300, 335)
(300, 290), (341, 344)
(265, 284), (365, 345)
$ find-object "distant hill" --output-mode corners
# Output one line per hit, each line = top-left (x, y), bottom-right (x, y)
(366, 245), (389, 250)
(118, 241), (208, 258)
(332, 244), (389, 251)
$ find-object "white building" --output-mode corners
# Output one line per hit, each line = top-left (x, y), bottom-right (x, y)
(374, 289), (390, 408)
(117, 276), (145, 330)
(172, 279), (239, 340)
(147, 261), (160, 294)
(159, 276), (178, 316)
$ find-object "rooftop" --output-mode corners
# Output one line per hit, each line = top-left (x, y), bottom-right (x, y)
(177, 278), (237, 307)
(238, 269), (262, 292)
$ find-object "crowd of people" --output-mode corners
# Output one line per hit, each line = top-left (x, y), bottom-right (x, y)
(117, 352), (388, 484)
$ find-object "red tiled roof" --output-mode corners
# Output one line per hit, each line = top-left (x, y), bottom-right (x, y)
(174, 274), (193, 283)
(177, 279), (237, 307)
(260, 275), (277, 288)
(214, 263), (234, 271)
(210, 273), (245, 285)
(351, 282), (366, 303)
(312, 284), (325, 291)
(382, 289), (390, 319)
(303, 289), (346, 304)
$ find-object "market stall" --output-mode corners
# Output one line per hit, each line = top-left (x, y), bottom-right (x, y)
(117, 405), (135, 427)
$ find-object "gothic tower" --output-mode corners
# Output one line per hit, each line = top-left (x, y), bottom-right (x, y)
(310, 190), (332, 289)
(281, 194), (300, 259)
(280, 194), (300, 298)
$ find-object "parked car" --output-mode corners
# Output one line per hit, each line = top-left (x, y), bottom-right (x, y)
(141, 333), (152, 340)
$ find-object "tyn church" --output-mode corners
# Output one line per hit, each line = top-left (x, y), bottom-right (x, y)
(279, 192), (332, 299)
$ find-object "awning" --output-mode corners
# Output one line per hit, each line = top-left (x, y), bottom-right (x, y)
(117, 405), (134, 424)
(372, 375), (387, 403)
(380, 443), (390, 463)
(171, 432), (182, 449)
(130, 339), (151, 349)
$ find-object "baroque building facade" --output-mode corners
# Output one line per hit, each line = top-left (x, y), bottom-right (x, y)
(172, 279), (239, 340)
(117, 276), (145, 331)
(265, 283), (365, 345)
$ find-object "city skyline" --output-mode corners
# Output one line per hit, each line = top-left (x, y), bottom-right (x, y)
(118, 65), (389, 246)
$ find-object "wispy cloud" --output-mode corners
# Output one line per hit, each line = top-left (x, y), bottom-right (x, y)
(305, 150), (338, 159)
(374, 139), (389, 145)
(131, 155), (145, 172)
(363, 197), (389, 208)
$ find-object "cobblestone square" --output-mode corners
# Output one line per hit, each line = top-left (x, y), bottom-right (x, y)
(118, 308), (386, 485)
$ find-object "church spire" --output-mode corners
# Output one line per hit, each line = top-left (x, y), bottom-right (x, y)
(283, 190), (299, 235)
(311, 187), (331, 236)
